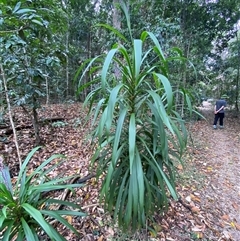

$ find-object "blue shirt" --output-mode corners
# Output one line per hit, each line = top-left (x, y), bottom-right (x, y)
(216, 99), (227, 113)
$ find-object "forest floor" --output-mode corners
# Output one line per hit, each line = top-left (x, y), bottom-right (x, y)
(1, 102), (240, 241)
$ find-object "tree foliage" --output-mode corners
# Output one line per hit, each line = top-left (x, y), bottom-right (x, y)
(0, 0), (240, 233)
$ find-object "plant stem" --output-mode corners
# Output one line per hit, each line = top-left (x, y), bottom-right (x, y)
(0, 63), (22, 168)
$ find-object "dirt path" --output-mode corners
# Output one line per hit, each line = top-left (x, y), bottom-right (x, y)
(190, 107), (240, 240)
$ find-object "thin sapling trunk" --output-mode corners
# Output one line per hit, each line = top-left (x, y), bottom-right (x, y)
(0, 63), (22, 168)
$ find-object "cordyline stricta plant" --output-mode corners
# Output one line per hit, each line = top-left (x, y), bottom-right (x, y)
(75, 4), (193, 231)
(0, 147), (86, 240)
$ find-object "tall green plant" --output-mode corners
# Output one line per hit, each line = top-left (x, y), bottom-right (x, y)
(76, 9), (192, 232)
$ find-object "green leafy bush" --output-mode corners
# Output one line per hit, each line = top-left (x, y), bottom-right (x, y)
(0, 147), (86, 241)
(76, 13), (193, 231)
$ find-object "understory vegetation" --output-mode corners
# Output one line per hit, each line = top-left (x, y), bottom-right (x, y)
(0, 0), (240, 240)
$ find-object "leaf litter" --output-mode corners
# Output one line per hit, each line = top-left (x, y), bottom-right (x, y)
(0, 102), (240, 240)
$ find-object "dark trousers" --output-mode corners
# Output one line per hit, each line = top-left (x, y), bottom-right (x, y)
(213, 112), (225, 126)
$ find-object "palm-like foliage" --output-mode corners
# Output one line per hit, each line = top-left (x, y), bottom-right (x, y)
(0, 147), (86, 240)
(76, 7), (192, 231)
(79, 36), (191, 231)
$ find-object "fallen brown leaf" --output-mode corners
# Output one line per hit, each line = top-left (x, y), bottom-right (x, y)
(191, 206), (200, 213)
(97, 235), (104, 241)
(235, 223), (240, 231)
(222, 214), (230, 221)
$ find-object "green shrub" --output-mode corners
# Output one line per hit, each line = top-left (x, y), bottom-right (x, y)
(0, 147), (86, 241)
(76, 7), (193, 231)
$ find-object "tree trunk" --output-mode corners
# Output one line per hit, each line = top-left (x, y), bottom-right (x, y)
(66, 21), (70, 98)
(45, 75), (49, 105)
(0, 63), (22, 168)
(235, 32), (240, 111)
(32, 100), (41, 145)
(179, 0), (192, 116)
(21, 97), (41, 145)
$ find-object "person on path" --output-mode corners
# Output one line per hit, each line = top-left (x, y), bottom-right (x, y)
(213, 96), (227, 129)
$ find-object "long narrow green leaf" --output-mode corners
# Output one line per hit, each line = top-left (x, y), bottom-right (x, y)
(91, 98), (105, 126)
(112, 108), (127, 163)
(30, 175), (76, 187)
(130, 158), (138, 220)
(145, 31), (166, 61)
(83, 86), (102, 110)
(16, 146), (41, 188)
(21, 218), (36, 241)
(125, 178), (133, 228)
(2, 220), (14, 241)
(96, 105), (108, 138)
(0, 183), (14, 202)
(129, 113), (136, 174)
(30, 183), (79, 192)
(22, 203), (66, 241)
(118, 173), (130, 228)
(96, 23), (128, 42)
(118, 46), (134, 78)
(153, 73), (173, 110)
(137, 136), (170, 200)
(170, 116), (187, 152)
(171, 47), (184, 57)
(76, 77), (100, 96)
(45, 199), (85, 211)
(192, 109), (206, 120)
(74, 55), (101, 87)
(34, 154), (65, 175)
(16, 229), (28, 241)
(119, 2), (132, 41)
(185, 94), (193, 116)
(47, 210), (86, 216)
(102, 139), (123, 194)
(106, 84), (123, 132)
(16, 9), (36, 14)
(147, 91), (174, 133)
(0, 212), (6, 227)
(31, 19), (43, 26)
(101, 164), (114, 201)
(40, 210), (79, 236)
(135, 149), (144, 212)
(12, 2), (21, 13)
(142, 133), (177, 200)
(101, 48), (118, 89)
(114, 168), (129, 220)
(150, 106), (169, 161)
(107, 158), (127, 211)
(158, 166), (177, 200)
(19, 170), (28, 203)
(134, 39), (142, 79)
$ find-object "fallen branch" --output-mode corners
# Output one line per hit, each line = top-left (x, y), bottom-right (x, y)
(81, 203), (100, 210)
(58, 173), (96, 210)
(0, 124), (8, 130)
(178, 197), (193, 212)
(42, 173), (96, 204)
(3, 117), (66, 135)
(5, 125), (33, 135)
